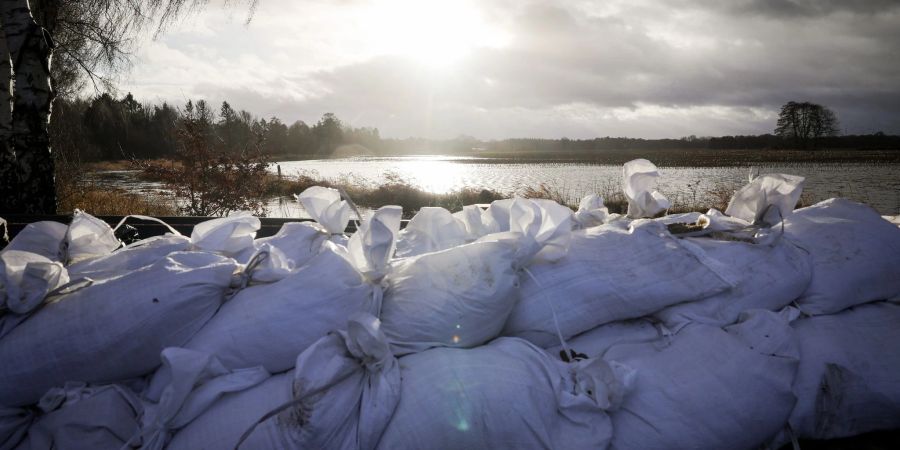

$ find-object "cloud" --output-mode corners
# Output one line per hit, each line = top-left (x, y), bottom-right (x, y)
(694, 0), (900, 18)
(117, 0), (900, 138)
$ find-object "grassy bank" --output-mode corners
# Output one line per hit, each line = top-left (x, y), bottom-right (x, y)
(57, 183), (177, 216)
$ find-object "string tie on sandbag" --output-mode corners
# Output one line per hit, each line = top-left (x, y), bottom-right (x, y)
(232, 381), (331, 450)
(114, 215), (182, 250)
(338, 186), (364, 232)
(522, 267), (572, 360)
(227, 250), (270, 296)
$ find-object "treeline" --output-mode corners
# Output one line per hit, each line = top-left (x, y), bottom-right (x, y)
(52, 94), (382, 161)
(483, 134), (900, 153)
(52, 93), (900, 162)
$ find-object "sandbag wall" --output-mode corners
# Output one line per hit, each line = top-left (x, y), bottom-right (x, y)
(1, 162), (899, 450)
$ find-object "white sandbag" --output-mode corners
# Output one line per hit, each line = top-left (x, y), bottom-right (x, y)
(623, 159), (670, 218)
(182, 243), (377, 373)
(607, 309), (799, 450)
(790, 301), (900, 439)
(545, 319), (663, 360)
(65, 234), (191, 282)
(343, 206), (402, 282)
(249, 221), (331, 283)
(62, 210), (119, 264)
(167, 373), (292, 450)
(190, 213), (260, 258)
(481, 198), (514, 234)
(0, 252), (237, 407)
(510, 198), (574, 263)
(1, 221), (67, 261)
(655, 236), (812, 330)
(0, 251), (69, 316)
(17, 382), (142, 450)
(725, 173), (805, 225)
(574, 194), (609, 228)
(467, 197), (575, 263)
(395, 207), (469, 257)
(380, 237), (521, 355)
(784, 198), (900, 315)
(504, 220), (732, 347)
(452, 204), (492, 239)
(0, 406), (33, 450)
(139, 348), (270, 450)
(296, 186), (352, 235)
(377, 337), (629, 450)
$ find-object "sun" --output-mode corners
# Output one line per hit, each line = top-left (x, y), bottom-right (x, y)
(365, 0), (509, 67)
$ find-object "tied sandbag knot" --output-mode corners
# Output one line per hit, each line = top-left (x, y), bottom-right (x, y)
(228, 250), (270, 295)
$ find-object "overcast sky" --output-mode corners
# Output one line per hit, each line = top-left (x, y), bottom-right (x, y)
(119, 0), (900, 139)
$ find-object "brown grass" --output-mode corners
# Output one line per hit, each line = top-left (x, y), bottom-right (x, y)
(82, 160), (141, 172)
(264, 171), (506, 217)
(57, 183), (176, 216)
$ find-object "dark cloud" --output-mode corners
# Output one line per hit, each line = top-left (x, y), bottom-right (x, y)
(683, 0), (900, 18)
(128, 0), (900, 138)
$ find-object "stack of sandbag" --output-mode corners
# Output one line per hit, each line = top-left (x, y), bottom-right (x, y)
(765, 198), (900, 440)
(503, 219), (733, 347)
(605, 308), (800, 450)
(650, 172), (812, 330)
(789, 301), (900, 440)
(162, 205), (400, 376)
(377, 336), (631, 450)
(12, 382), (143, 450)
(381, 197), (574, 355)
(0, 251), (237, 406)
(161, 313), (400, 450)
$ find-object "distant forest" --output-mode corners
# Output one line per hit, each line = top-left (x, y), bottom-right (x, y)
(53, 93), (900, 162)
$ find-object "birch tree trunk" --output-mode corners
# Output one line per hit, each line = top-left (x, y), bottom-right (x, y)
(0, 0), (57, 214)
(0, 30), (14, 209)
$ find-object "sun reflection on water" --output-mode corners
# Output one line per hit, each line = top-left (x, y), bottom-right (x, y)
(401, 159), (472, 194)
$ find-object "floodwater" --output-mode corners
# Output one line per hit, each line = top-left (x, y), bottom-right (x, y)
(91, 155), (900, 217)
(274, 156), (900, 215)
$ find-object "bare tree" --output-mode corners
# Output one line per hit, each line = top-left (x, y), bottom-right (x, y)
(774, 101), (840, 149)
(0, 0), (256, 214)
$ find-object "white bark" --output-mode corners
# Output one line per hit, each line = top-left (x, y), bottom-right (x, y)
(0, 0), (56, 213)
(0, 31), (11, 142)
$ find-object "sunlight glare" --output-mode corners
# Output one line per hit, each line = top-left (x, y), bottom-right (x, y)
(366, 0), (509, 67)
(402, 158), (468, 193)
